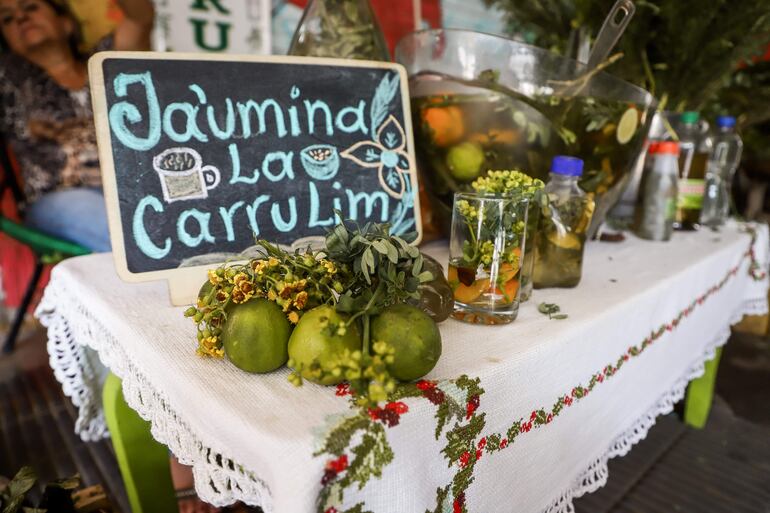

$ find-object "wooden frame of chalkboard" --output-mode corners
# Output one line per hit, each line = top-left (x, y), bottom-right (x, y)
(89, 51), (422, 305)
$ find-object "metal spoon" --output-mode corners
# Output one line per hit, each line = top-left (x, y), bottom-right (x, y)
(585, 0), (636, 70)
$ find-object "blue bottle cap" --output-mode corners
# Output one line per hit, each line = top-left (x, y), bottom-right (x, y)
(550, 156), (584, 177)
(716, 115), (736, 128)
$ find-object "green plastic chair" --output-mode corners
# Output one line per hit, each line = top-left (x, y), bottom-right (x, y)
(0, 135), (90, 353)
(103, 373), (177, 513)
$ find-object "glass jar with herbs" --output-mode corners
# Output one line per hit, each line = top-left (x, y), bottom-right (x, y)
(288, 0), (390, 61)
(448, 192), (530, 325)
(470, 170), (544, 301)
(533, 156), (595, 289)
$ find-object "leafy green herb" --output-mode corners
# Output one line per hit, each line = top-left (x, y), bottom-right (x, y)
(485, 0), (770, 113)
(288, 0), (389, 60)
(326, 216), (433, 316)
(0, 467), (82, 513)
(538, 302), (568, 320)
(1, 467), (36, 513)
(477, 68), (502, 84)
(302, 217), (435, 405)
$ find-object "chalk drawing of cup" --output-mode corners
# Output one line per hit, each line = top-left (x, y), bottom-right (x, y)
(300, 144), (340, 181)
(153, 147), (221, 203)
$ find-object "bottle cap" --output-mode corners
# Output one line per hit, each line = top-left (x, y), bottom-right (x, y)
(550, 156), (584, 177)
(652, 141), (680, 156)
(680, 111), (700, 125)
(716, 115), (736, 128)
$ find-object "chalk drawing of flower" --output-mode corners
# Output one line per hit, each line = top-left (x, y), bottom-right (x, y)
(341, 115), (412, 199)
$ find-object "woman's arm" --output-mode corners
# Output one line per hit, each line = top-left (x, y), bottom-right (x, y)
(113, 0), (155, 51)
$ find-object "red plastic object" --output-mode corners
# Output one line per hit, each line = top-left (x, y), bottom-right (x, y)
(648, 141), (680, 156)
(0, 148), (50, 310)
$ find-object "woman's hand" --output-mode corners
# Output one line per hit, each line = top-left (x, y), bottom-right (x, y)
(113, 0), (155, 51)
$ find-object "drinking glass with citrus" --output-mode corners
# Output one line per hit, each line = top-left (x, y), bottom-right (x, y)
(448, 192), (529, 324)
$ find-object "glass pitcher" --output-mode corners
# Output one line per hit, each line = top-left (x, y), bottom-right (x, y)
(288, 0), (390, 61)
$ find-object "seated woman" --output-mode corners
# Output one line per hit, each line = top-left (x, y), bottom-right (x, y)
(0, 0), (154, 252)
(2, 4), (234, 512)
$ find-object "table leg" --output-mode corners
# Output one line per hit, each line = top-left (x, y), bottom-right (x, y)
(103, 372), (178, 513)
(683, 347), (723, 429)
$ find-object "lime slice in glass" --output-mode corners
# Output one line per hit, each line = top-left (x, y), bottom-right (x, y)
(617, 107), (639, 144)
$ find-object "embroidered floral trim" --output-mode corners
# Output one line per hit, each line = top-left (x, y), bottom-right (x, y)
(316, 226), (768, 513)
(35, 226), (768, 513)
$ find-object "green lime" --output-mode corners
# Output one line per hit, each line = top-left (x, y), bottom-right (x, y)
(371, 303), (442, 382)
(221, 298), (291, 373)
(616, 107), (639, 144)
(288, 305), (362, 385)
(446, 142), (485, 182)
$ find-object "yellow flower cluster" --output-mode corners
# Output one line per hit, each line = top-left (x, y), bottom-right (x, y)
(207, 269), (223, 285)
(478, 240), (496, 266)
(287, 340), (396, 406)
(231, 272), (256, 304)
(472, 169), (544, 197)
(321, 259), (337, 275)
(456, 199), (478, 221)
(197, 335), (224, 358)
(189, 244), (351, 358)
(317, 315), (348, 337)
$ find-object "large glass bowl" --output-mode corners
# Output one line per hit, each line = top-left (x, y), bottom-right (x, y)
(395, 29), (657, 238)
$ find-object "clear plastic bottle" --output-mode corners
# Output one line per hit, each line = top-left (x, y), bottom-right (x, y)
(675, 111), (712, 230)
(701, 115), (743, 227)
(288, 0), (390, 61)
(533, 156), (595, 289)
(634, 142), (680, 241)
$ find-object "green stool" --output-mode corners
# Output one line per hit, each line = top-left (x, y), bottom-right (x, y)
(103, 373), (178, 513)
(683, 347), (723, 429)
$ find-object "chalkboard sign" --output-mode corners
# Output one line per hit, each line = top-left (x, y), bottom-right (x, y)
(89, 52), (421, 303)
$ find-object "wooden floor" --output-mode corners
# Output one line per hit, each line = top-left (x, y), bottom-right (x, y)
(575, 398), (770, 513)
(576, 330), (770, 513)
(1, 321), (769, 513)
(0, 329), (130, 512)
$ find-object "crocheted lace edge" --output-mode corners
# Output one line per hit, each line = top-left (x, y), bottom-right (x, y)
(35, 276), (769, 512)
(542, 296), (769, 513)
(35, 282), (273, 510)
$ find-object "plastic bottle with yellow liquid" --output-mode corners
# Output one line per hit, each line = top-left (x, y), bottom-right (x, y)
(674, 111), (711, 230)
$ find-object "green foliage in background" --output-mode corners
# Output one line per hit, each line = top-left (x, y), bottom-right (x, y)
(1, 466), (81, 513)
(483, 0), (770, 159)
(484, 0), (770, 111)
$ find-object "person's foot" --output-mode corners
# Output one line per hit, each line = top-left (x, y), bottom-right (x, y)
(169, 456), (261, 512)
(170, 455), (195, 491)
(178, 497), (222, 513)
(170, 455), (221, 513)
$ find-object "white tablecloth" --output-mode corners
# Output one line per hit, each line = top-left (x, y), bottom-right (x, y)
(36, 222), (769, 513)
